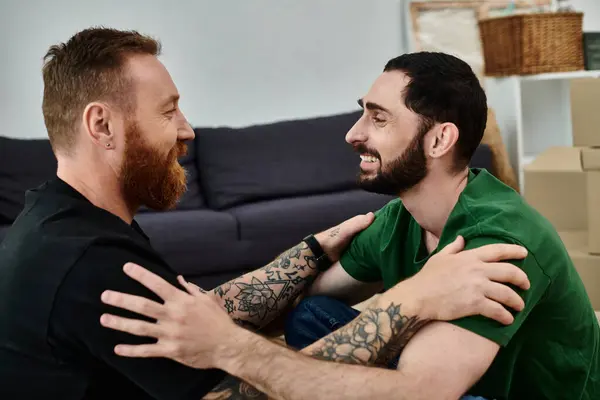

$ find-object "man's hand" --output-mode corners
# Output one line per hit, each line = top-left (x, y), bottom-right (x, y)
(204, 212), (375, 331)
(314, 212), (375, 262)
(398, 235), (530, 325)
(99, 234), (529, 372)
(100, 263), (242, 370)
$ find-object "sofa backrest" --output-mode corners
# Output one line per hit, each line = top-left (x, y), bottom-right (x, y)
(0, 137), (57, 224)
(0, 136), (205, 224)
(194, 111), (364, 210)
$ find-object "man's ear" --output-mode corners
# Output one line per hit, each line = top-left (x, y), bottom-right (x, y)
(426, 123), (459, 160)
(82, 102), (114, 149)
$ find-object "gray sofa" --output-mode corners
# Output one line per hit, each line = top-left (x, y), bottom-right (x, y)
(0, 111), (494, 288)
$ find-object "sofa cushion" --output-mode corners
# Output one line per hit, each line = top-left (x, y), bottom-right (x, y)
(0, 137), (57, 224)
(194, 111), (363, 209)
(227, 189), (395, 268)
(134, 209), (244, 275)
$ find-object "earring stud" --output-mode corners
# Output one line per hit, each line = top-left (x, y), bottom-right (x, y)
(106, 143), (111, 148)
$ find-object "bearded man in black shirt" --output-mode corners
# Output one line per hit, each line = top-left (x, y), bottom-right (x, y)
(0, 28), (530, 400)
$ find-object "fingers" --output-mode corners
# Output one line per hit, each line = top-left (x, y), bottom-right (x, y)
(100, 313), (165, 338)
(468, 243), (528, 263)
(479, 299), (515, 325)
(122, 263), (183, 301)
(114, 343), (166, 358)
(484, 262), (531, 290)
(177, 276), (206, 295)
(361, 212), (375, 226)
(438, 235), (465, 255)
(342, 212), (375, 232)
(101, 290), (164, 319)
(484, 281), (525, 312)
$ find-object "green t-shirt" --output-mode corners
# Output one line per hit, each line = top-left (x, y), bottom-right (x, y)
(340, 168), (599, 399)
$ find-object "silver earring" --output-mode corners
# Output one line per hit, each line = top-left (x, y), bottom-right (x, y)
(106, 143), (111, 148)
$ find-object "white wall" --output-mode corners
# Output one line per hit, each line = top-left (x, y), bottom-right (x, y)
(0, 0), (405, 139)
(571, 0), (600, 30)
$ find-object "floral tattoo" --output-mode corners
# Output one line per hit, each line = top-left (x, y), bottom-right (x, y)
(311, 303), (429, 367)
(210, 242), (318, 330)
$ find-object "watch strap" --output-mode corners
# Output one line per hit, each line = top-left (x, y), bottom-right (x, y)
(303, 234), (333, 271)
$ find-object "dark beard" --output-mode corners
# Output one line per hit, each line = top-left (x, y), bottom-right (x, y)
(120, 122), (188, 211)
(357, 124), (429, 196)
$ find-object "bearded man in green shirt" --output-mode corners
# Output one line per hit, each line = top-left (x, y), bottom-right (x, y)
(96, 50), (599, 399)
(283, 51), (600, 399)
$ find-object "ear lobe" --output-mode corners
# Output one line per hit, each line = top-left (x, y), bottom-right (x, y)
(83, 102), (113, 148)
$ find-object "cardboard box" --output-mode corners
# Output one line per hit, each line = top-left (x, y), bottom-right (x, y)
(559, 231), (600, 309)
(571, 79), (600, 147)
(526, 147), (600, 253)
(582, 149), (600, 254)
(524, 147), (588, 231)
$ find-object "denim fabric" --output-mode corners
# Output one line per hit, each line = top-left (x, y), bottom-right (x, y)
(285, 295), (361, 350)
(285, 296), (488, 400)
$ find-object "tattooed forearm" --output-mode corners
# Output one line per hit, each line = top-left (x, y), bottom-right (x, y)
(202, 375), (267, 400)
(308, 303), (429, 367)
(232, 318), (260, 331)
(211, 242), (320, 330)
(372, 311), (429, 368)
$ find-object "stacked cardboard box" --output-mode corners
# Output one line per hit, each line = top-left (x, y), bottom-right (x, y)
(523, 78), (600, 309)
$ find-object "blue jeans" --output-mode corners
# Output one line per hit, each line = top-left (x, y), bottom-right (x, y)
(284, 295), (487, 400)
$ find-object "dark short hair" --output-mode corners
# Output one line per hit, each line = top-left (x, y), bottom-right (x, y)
(42, 27), (161, 154)
(384, 52), (487, 170)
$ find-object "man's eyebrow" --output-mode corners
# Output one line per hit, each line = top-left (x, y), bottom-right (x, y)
(357, 98), (390, 114)
(161, 94), (180, 109)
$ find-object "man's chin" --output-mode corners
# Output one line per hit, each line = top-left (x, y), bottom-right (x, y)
(357, 175), (400, 196)
(139, 176), (187, 211)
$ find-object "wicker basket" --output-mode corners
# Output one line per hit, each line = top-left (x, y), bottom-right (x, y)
(479, 12), (584, 76)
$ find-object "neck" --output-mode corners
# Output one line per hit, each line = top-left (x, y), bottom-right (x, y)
(56, 156), (136, 224)
(400, 167), (470, 239)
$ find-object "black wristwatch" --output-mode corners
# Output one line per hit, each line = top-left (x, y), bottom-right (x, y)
(302, 234), (333, 272)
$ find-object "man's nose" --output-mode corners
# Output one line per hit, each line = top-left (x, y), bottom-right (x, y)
(178, 117), (195, 141)
(345, 120), (366, 144)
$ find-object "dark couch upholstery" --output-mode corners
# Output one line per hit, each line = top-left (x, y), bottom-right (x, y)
(0, 111), (494, 288)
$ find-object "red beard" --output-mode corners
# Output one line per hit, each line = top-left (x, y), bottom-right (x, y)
(120, 122), (188, 211)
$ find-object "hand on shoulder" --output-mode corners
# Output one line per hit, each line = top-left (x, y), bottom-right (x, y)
(387, 235), (530, 325)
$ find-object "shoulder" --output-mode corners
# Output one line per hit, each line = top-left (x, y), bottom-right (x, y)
(48, 242), (227, 399)
(347, 197), (408, 245)
(54, 238), (178, 317)
(369, 197), (407, 230)
(376, 197), (404, 216)
(459, 170), (531, 223)
(49, 239), (182, 353)
(337, 198), (406, 282)
(457, 170), (563, 260)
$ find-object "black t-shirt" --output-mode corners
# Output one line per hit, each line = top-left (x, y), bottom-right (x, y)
(0, 178), (226, 399)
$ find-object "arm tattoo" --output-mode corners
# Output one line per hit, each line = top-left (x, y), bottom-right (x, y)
(232, 318), (260, 331)
(211, 242), (320, 330)
(215, 282), (232, 298)
(203, 375), (267, 400)
(310, 303), (429, 367)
